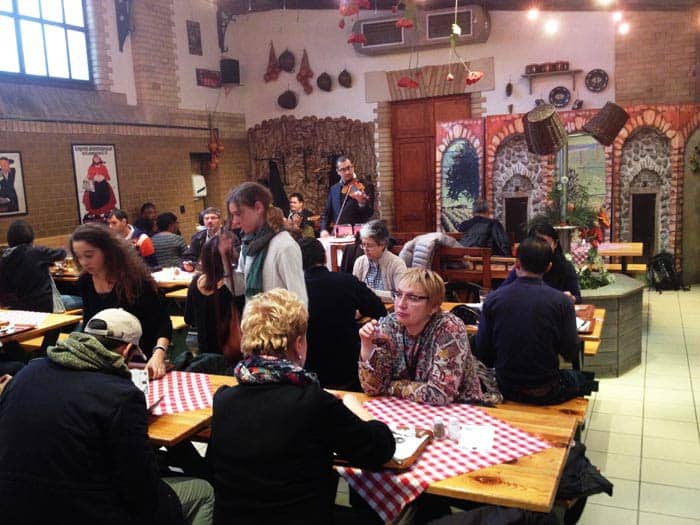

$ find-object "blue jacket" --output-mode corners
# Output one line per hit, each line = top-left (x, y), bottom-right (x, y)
(320, 178), (374, 232)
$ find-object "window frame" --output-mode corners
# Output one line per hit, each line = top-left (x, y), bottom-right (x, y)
(0, 0), (93, 87)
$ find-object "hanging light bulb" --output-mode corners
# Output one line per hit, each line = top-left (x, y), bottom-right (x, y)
(596, 0), (615, 7)
(618, 21), (630, 35)
(527, 7), (539, 21)
(612, 11), (623, 23)
(544, 18), (559, 35)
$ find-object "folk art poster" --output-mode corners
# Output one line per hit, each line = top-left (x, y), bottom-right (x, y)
(72, 144), (121, 224)
(0, 152), (28, 216)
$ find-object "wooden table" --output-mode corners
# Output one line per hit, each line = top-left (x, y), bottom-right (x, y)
(0, 310), (82, 345)
(165, 287), (188, 301)
(597, 242), (643, 273)
(148, 374), (236, 446)
(319, 237), (355, 272)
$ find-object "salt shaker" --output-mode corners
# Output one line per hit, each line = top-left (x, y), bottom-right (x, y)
(433, 417), (446, 440)
(447, 416), (460, 441)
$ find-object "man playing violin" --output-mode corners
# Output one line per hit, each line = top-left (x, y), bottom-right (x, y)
(320, 156), (374, 237)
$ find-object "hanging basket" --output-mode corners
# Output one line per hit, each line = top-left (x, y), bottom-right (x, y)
(278, 49), (296, 72)
(317, 72), (332, 92)
(277, 90), (298, 110)
(583, 102), (629, 146)
(338, 69), (352, 88)
(523, 104), (567, 155)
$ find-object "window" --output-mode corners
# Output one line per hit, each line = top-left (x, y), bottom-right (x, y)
(0, 0), (90, 83)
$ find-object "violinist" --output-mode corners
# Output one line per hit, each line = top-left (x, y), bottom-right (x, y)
(320, 156), (374, 237)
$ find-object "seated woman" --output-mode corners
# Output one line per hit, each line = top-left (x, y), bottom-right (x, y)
(352, 220), (407, 302)
(358, 268), (485, 406)
(207, 289), (395, 525)
(502, 223), (581, 303)
(184, 232), (241, 372)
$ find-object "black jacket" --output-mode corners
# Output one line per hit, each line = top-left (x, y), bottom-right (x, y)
(305, 266), (386, 390)
(0, 244), (65, 312)
(207, 381), (395, 525)
(457, 216), (512, 257)
(0, 358), (180, 525)
(182, 229), (209, 267)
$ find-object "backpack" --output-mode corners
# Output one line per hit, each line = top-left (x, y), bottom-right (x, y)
(647, 251), (689, 293)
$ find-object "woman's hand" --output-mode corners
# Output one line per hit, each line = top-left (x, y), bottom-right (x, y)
(359, 319), (378, 361)
(145, 350), (167, 380)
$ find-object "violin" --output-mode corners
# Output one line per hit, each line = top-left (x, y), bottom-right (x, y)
(341, 179), (368, 204)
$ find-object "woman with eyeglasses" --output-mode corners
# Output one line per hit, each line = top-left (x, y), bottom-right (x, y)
(352, 219), (407, 302)
(358, 268), (484, 406)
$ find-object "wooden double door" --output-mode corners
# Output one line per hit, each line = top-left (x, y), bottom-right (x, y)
(391, 95), (470, 232)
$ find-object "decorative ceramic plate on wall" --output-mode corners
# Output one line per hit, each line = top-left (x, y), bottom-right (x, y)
(549, 86), (571, 108)
(585, 69), (609, 92)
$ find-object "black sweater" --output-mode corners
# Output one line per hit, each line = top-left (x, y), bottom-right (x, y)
(207, 382), (395, 525)
(0, 244), (65, 312)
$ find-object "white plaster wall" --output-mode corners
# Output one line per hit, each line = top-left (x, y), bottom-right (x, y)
(172, 8), (617, 126)
(173, 0), (247, 113)
(101, 0), (137, 105)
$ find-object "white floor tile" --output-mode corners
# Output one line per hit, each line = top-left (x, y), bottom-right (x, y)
(639, 483), (700, 520)
(588, 477), (639, 509)
(578, 504), (637, 525)
(644, 401), (696, 422)
(641, 458), (700, 489)
(642, 436), (700, 464)
(584, 430), (642, 456)
(644, 362), (690, 377)
(645, 374), (691, 390)
(643, 418), (699, 442)
(596, 384), (644, 401)
(594, 397), (643, 417)
(639, 511), (700, 524)
(589, 413), (643, 435)
(586, 451), (641, 481)
(643, 387), (695, 405)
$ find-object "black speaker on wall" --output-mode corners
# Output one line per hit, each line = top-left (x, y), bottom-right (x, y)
(220, 59), (240, 84)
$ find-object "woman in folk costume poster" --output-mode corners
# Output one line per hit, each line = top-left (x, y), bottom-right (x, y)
(82, 154), (117, 216)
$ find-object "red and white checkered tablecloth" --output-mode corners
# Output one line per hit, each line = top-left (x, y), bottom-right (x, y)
(147, 371), (212, 416)
(337, 398), (552, 522)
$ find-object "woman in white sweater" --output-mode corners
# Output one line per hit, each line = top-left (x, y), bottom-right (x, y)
(227, 182), (308, 307)
(352, 220), (407, 302)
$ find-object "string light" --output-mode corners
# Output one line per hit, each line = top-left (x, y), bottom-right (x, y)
(612, 11), (623, 23)
(544, 18), (559, 35)
(527, 7), (539, 21)
(618, 21), (630, 35)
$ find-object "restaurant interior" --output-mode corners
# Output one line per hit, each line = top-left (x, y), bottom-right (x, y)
(1, 0), (699, 523)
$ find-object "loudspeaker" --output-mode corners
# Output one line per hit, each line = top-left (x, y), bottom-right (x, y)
(220, 59), (240, 84)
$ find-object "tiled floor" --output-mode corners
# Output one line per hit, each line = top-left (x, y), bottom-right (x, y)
(579, 286), (700, 524)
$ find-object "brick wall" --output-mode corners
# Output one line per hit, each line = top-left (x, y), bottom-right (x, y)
(615, 10), (699, 105)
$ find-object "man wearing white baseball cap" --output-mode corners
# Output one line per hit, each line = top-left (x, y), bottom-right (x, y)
(0, 308), (214, 525)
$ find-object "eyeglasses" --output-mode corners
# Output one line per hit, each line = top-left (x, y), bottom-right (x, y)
(391, 290), (429, 303)
(337, 165), (353, 172)
(361, 242), (381, 250)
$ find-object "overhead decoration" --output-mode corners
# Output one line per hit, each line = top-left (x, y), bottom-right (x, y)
(278, 90), (298, 110)
(208, 115), (225, 170)
(216, 1), (236, 53)
(338, 0), (370, 45)
(394, 0), (417, 29)
(317, 72), (332, 92)
(278, 49), (296, 73)
(264, 42), (281, 82)
(338, 70), (353, 88)
(297, 49), (314, 95)
(445, 0), (484, 87)
(114, 0), (133, 52)
(583, 102), (629, 146)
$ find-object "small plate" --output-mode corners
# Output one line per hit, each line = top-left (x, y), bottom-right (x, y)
(585, 69), (608, 92)
(549, 86), (571, 108)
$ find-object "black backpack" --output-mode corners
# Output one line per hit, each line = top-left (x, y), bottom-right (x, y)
(647, 251), (689, 293)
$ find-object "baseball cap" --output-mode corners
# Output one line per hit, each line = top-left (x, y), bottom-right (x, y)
(84, 308), (142, 348)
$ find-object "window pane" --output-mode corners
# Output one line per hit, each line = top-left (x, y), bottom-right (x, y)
(0, 15), (20, 72)
(0, 0), (13, 13)
(41, 0), (63, 23)
(64, 0), (84, 27)
(20, 20), (47, 75)
(67, 29), (88, 80)
(19, 0), (40, 17)
(45, 24), (69, 77)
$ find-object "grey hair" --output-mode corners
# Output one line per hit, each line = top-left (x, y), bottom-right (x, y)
(472, 199), (489, 215)
(359, 219), (390, 245)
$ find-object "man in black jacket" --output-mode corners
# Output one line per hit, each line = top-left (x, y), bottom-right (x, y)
(299, 238), (386, 390)
(0, 308), (214, 524)
(182, 207), (222, 271)
(457, 199), (512, 256)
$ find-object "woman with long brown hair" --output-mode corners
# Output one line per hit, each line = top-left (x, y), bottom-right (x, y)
(70, 223), (172, 379)
(227, 181), (307, 305)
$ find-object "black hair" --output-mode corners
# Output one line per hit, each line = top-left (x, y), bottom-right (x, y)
(156, 212), (178, 232)
(108, 208), (128, 222)
(516, 237), (552, 275)
(527, 222), (562, 257)
(298, 238), (326, 270)
(7, 220), (34, 247)
(336, 155), (351, 167)
(289, 192), (305, 202)
(140, 202), (156, 214)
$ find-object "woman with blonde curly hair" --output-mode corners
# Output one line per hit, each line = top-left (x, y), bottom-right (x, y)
(70, 223), (171, 379)
(207, 288), (394, 525)
(227, 182), (307, 306)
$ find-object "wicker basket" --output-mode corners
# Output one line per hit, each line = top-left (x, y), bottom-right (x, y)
(583, 102), (629, 146)
(523, 104), (567, 155)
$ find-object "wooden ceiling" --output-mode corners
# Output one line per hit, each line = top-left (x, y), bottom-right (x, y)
(221, 0), (698, 16)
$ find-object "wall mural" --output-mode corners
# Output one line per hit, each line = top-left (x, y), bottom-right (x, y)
(435, 120), (484, 231)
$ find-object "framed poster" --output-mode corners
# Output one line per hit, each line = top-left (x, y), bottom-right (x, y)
(0, 152), (28, 216)
(72, 145), (121, 224)
(186, 20), (203, 55)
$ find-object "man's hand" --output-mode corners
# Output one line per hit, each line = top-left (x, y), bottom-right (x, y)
(0, 374), (13, 395)
(320, 230), (330, 238)
(145, 350), (167, 380)
(348, 189), (368, 206)
(563, 291), (576, 304)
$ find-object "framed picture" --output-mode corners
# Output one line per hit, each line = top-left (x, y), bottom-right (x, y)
(0, 152), (28, 216)
(72, 145), (121, 224)
(187, 20), (203, 56)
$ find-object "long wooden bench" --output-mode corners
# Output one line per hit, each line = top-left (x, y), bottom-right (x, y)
(605, 262), (647, 274)
(432, 246), (493, 290)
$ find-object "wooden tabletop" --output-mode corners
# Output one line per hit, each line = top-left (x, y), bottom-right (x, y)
(165, 287), (188, 300)
(147, 374), (236, 446)
(578, 308), (606, 342)
(597, 242), (643, 258)
(0, 310), (82, 344)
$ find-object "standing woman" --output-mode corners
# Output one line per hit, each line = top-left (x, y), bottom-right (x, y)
(70, 223), (172, 379)
(227, 182), (307, 305)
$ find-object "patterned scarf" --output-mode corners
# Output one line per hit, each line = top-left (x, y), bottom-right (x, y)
(241, 225), (276, 298)
(234, 354), (318, 386)
(47, 332), (131, 378)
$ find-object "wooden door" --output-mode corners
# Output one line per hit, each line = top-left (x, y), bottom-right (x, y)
(632, 193), (656, 261)
(505, 197), (529, 242)
(391, 95), (470, 232)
